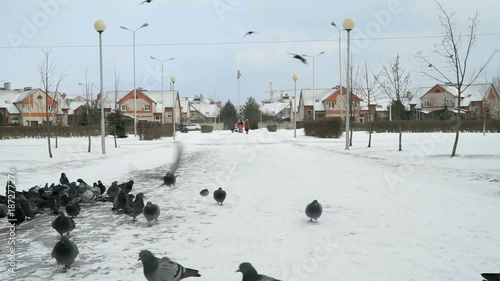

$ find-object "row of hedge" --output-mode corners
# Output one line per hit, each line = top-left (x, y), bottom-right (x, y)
(0, 125), (104, 139)
(351, 120), (500, 133)
(304, 118), (343, 138)
(137, 122), (174, 140)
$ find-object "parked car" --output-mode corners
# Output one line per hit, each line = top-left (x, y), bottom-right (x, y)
(185, 123), (201, 131)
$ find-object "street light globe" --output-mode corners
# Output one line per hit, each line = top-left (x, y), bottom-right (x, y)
(343, 18), (355, 31)
(292, 74), (299, 81)
(170, 76), (176, 83)
(94, 20), (106, 33)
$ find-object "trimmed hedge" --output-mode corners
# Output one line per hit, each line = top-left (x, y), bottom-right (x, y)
(0, 125), (101, 139)
(137, 122), (174, 140)
(201, 125), (213, 133)
(351, 120), (500, 133)
(304, 117), (343, 138)
(267, 125), (277, 132)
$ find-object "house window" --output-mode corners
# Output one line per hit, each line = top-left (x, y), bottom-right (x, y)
(121, 104), (127, 111)
(328, 102), (335, 109)
(167, 112), (172, 118)
(376, 105), (383, 108)
(25, 104), (31, 111)
(155, 115), (160, 121)
(307, 110), (312, 116)
(423, 100), (430, 107)
(48, 105), (53, 112)
(144, 104), (150, 111)
(445, 99), (452, 106)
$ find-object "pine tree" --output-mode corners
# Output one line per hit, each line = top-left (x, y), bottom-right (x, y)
(220, 100), (238, 129)
(241, 96), (260, 129)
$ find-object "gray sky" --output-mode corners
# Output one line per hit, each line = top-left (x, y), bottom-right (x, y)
(1, 0), (499, 105)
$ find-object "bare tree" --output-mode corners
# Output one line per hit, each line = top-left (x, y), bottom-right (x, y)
(52, 77), (66, 149)
(38, 49), (65, 158)
(354, 61), (380, 148)
(79, 67), (93, 153)
(416, 1), (498, 157)
(375, 54), (411, 152)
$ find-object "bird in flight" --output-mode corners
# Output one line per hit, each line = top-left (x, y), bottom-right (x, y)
(242, 31), (257, 39)
(289, 53), (307, 64)
(139, 0), (152, 5)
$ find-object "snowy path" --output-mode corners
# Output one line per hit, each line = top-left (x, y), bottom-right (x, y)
(1, 130), (499, 280)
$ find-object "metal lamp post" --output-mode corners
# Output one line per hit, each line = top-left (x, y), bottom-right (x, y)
(171, 75), (176, 140)
(304, 51), (325, 120)
(343, 18), (355, 150)
(150, 56), (174, 124)
(120, 23), (149, 137)
(292, 74), (299, 138)
(331, 21), (344, 121)
(94, 20), (106, 154)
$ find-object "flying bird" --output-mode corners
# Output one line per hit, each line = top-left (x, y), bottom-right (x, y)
(236, 262), (281, 281)
(138, 250), (201, 281)
(288, 53), (307, 64)
(242, 31), (257, 39)
(139, 0), (152, 5)
(305, 199), (323, 223)
(481, 273), (500, 281)
(162, 142), (184, 187)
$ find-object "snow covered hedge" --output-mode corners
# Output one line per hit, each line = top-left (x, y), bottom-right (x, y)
(201, 125), (213, 133)
(303, 117), (343, 138)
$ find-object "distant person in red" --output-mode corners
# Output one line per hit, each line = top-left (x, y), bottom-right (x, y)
(238, 122), (243, 133)
(244, 119), (249, 134)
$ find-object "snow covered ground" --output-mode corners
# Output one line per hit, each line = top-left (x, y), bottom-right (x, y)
(1, 129), (499, 281)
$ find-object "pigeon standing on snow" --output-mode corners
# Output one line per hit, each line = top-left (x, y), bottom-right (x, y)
(113, 189), (129, 212)
(0, 204), (8, 218)
(48, 190), (61, 215)
(118, 180), (134, 194)
(305, 200), (322, 223)
(51, 211), (76, 236)
(163, 142), (184, 187)
(199, 189), (209, 197)
(9, 204), (25, 228)
(213, 187), (226, 206)
(143, 201), (160, 226)
(52, 236), (79, 269)
(127, 193), (145, 222)
(106, 181), (120, 199)
(65, 198), (81, 218)
(60, 173), (70, 186)
(236, 262), (281, 281)
(138, 250), (201, 281)
(97, 180), (106, 195)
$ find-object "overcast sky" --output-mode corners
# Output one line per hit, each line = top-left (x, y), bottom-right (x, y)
(1, 0), (499, 105)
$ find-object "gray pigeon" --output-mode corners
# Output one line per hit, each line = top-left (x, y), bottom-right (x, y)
(97, 180), (106, 195)
(163, 142), (183, 187)
(113, 189), (129, 212)
(143, 201), (160, 226)
(65, 199), (81, 218)
(138, 250), (201, 281)
(52, 236), (79, 269)
(60, 173), (70, 186)
(0, 203), (7, 218)
(127, 193), (145, 222)
(213, 187), (226, 206)
(236, 262), (281, 281)
(305, 200), (322, 223)
(482, 273), (500, 281)
(106, 181), (120, 199)
(51, 211), (76, 236)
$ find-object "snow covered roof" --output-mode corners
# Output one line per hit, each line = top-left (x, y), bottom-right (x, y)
(103, 90), (179, 112)
(301, 88), (336, 111)
(190, 103), (220, 118)
(0, 88), (68, 114)
(260, 102), (290, 116)
(180, 99), (190, 114)
(408, 87), (433, 108)
(460, 83), (494, 106)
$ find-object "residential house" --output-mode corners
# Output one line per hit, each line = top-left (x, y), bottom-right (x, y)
(189, 102), (220, 123)
(260, 102), (291, 121)
(298, 86), (361, 121)
(102, 88), (181, 125)
(179, 98), (191, 123)
(409, 83), (499, 120)
(65, 96), (89, 126)
(0, 82), (69, 126)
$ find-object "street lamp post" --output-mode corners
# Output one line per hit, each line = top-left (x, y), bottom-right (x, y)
(150, 56), (174, 124)
(94, 20), (106, 155)
(331, 21), (343, 121)
(293, 74), (299, 138)
(343, 18), (355, 150)
(171, 76), (176, 140)
(304, 51), (325, 120)
(120, 23), (149, 137)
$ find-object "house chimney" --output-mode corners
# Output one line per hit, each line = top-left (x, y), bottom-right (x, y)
(4, 82), (11, 90)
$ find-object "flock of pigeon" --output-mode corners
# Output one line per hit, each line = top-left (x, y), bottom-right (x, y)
(0, 142), (327, 281)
